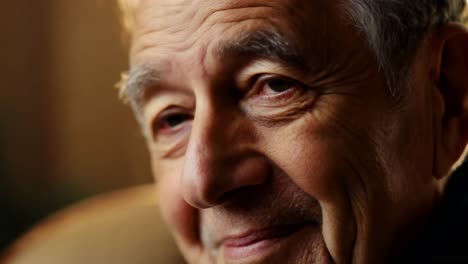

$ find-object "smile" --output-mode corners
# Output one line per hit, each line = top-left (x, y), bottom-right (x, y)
(220, 222), (312, 260)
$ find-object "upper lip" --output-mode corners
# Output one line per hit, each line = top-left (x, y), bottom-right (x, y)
(219, 222), (310, 248)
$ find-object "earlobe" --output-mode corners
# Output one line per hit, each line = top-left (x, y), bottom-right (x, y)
(431, 23), (468, 179)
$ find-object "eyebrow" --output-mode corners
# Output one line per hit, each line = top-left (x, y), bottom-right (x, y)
(217, 29), (307, 70)
(120, 64), (161, 118)
(121, 29), (307, 116)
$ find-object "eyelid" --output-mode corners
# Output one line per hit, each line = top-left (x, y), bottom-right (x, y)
(237, 59), (306, 88)
(244, 73), (298, 99)
(143, 93), (195, 123)
(151, 106), (193, 135)
(142, 99), (194, 152)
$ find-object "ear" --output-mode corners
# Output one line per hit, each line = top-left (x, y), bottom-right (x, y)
(431, 23), (468, 179)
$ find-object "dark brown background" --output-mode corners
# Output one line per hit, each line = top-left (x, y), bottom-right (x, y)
(0, 0), (152, 251)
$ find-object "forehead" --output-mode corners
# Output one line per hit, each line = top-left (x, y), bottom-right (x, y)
(130, 0), (345, 62)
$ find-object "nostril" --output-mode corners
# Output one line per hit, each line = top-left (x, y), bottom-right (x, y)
(216, 189), (237, 205)
(182, 155), (272, 209)
(216, 185), (262, 205)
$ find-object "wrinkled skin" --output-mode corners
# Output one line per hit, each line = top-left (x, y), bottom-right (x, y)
(126, 0), (468, 263)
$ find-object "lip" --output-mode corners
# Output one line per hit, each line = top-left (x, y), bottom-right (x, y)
(220, 223), (310, 260)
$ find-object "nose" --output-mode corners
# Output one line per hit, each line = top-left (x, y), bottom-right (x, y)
(180, 103), (270, 209)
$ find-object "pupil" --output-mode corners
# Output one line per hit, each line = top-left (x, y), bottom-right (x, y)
(267, 79), (291, 93)
(166, 115), (187, 127)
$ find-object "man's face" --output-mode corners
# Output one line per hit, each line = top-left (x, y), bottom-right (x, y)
(128, 0), (437, 263)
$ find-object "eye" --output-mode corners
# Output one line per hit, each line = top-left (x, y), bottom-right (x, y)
(264, 78), (295, 93)
(152, 109), (193, 139)
(252, 74), (303, 100)
(240, 72), (315, 124)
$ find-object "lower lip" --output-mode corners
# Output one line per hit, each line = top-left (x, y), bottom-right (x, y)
(221, 224), (306, 260)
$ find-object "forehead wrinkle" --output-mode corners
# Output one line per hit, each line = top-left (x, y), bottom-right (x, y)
(196, 3), (276, 26)
(132, 2), (196, 55)
(130, 1), (351, 109)
(133, 2), (287, 57)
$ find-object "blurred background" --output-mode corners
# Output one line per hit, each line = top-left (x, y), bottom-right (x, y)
(0, 0), (152, 252)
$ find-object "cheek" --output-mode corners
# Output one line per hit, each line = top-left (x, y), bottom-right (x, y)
(260, 115), (351, 201)
(284, 139), (342, 199)
(154, 160), (200, 246)
(260, 115), (362, 262)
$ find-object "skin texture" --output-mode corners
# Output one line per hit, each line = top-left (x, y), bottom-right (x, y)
(126, 0), (468, 263)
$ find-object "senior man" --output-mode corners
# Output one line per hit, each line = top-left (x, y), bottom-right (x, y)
(117, 0), (468, 263)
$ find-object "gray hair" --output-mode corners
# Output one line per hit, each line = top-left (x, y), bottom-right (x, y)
(347, 0), (467, 96)
(117, 0), (467, 97)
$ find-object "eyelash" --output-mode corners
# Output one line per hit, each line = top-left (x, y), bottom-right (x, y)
(151, 108), (193, 140)
(249, 74), (304, 103)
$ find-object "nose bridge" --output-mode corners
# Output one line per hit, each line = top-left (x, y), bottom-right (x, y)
(181, 97), (234, 207)
(180, 93), (269, 209)
(191, 98), (231, 159)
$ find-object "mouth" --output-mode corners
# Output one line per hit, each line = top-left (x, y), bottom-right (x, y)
(220, 222), (312, 260)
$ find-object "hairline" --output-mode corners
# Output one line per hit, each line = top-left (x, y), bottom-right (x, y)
(118, 0), (468, 104)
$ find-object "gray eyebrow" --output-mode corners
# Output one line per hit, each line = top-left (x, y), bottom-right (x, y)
(120, 64), (161, 120)
(217, 29), (307, 70)
(120, 29), (307, 118)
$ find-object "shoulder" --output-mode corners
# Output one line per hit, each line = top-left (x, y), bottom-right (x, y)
(397, 162), (468, 262)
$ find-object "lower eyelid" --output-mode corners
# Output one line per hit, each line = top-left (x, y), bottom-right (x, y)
(242, 87), (317, 117)
(155, 132), (191, 159)
(254, 85), (301, 103)
(153, 121), (192, 141)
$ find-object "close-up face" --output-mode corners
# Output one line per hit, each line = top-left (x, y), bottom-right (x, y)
(126, 0), (441, 263)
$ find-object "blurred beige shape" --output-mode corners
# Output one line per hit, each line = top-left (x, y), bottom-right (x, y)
(1, 185), (184, 264)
